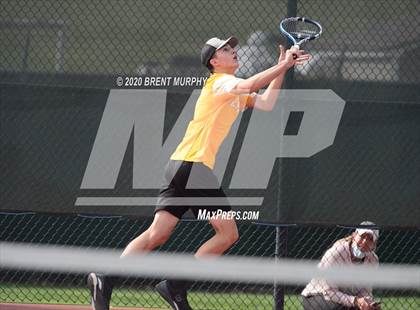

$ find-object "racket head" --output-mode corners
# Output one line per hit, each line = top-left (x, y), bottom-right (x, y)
(279, 17), (322, 47)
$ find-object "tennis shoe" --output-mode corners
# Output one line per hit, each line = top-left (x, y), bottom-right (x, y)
(155, 280), (192, 310)
(87, 273), (113, 310)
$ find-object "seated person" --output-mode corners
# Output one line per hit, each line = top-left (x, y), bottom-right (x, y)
(301, 221), (381, 310)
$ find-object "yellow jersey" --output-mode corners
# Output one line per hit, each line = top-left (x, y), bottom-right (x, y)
(171, 73), (254, 169)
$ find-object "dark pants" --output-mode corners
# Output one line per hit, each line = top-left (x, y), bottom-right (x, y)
(303, 295), (357, 310)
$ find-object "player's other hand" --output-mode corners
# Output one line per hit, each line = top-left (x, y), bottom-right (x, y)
(278, 45), (286, 63)
(355, 297), (372, 310)
(283, 46), (311, 68)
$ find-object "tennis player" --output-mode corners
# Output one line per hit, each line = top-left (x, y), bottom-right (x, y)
(301, 221), (381, 310)
(88, 36), (310, 310)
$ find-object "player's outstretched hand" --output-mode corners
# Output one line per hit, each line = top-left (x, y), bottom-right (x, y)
(283, 46), (311, 68)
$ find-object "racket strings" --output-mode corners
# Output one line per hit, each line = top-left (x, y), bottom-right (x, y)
(284, 21), (319, 39)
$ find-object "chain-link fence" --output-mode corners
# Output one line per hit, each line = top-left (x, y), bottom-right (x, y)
(0, 213), (419, 309)
(1, 0), (419, 96)
(1, 0), (419, 309)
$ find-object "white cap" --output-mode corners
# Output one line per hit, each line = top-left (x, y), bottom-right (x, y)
(356, 221), (379, 242)
(205, 36), (239, 50)
(201, 36), (239, 67)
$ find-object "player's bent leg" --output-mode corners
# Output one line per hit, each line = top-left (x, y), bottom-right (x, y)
(159, 216), (239, 309)
(121, 210), (179, 257)
(88, 211), (179, 309)
(151, 206), (196, 310)
(195, 217), (239, 257)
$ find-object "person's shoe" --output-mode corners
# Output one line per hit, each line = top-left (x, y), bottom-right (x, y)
(87, 273), (113, 310)
(155, 280), (193, 310)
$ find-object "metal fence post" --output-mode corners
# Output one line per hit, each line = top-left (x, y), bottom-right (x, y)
(285, 0), (298, 89)
(274, 225), (288, 310)
(274, 1), (297, 308)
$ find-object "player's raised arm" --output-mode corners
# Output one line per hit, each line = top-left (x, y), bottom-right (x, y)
(231, 46), (310, 95)
(234, 45), (311, 111)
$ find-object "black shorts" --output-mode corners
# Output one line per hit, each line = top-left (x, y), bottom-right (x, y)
(155, 160), (231, 219)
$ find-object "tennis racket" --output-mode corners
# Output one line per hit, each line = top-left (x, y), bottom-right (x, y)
(279, 17), (322, 59)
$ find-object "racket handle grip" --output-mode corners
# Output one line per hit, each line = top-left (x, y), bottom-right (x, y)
(292, 44), (300, 59)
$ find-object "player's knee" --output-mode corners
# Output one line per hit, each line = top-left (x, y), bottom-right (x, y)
(219, 229), (239, 248)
